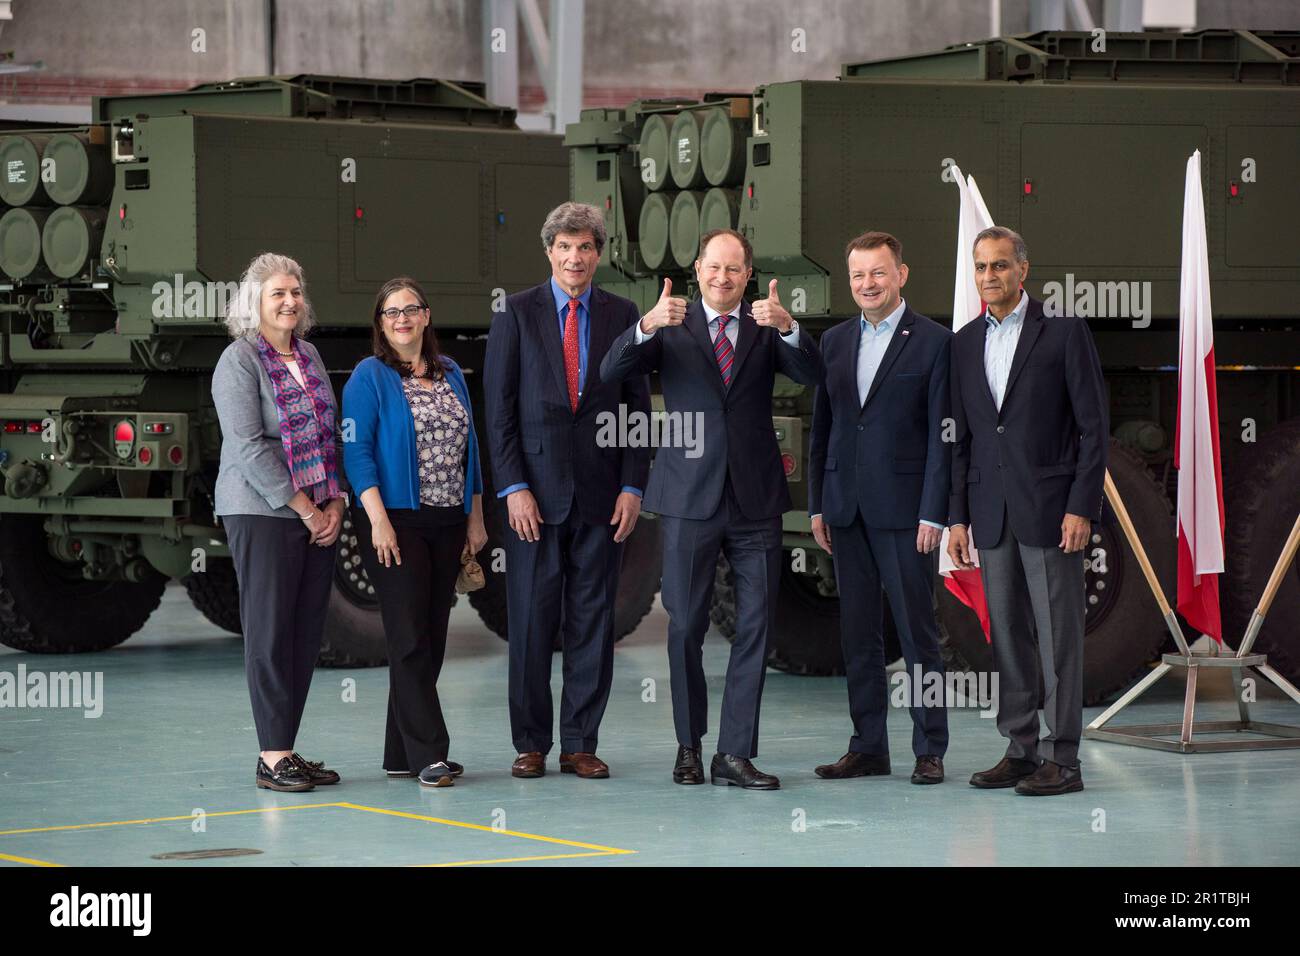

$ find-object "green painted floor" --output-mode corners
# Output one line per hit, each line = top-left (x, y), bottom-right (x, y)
(2, 583), (1298, 867)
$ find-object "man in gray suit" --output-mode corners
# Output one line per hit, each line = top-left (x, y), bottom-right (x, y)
(601, 229), (824, 790)
(947, 227), (1108, 796)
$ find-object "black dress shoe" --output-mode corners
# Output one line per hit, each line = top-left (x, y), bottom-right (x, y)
(814, 751), (891, 779)
(1015, 760), (1084, 796)
(673, 745), (704, 785)
(710, 753), (780, 790)
(910, 755), (944, 785)
(969, 756), (1041, 789)
(290, 753), (340, 786)
(387, 761), (462, 778)
(256, 757), (314, 792)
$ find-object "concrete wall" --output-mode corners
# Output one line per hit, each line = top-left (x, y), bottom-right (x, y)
(2, 0), (1298, 105)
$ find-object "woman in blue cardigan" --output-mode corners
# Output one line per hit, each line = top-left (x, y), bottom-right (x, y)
(343, 276), (486, 788)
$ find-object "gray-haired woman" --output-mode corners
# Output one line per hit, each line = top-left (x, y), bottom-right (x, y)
(212, 252), (348, 792)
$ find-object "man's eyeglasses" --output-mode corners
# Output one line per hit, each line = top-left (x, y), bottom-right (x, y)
(381, 305), (427, 320)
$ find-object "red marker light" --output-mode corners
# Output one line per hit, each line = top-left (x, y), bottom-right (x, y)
(114, 421), (135, 444)
(25, 421), (42, 434)
(168, 445), (184, 465)
(1023, 179), (1033, 195)
(781, 453), (796, 477)
(355, 206), (363, 219)
(747, 183), (754, 198)
(119, 204), (127, 221)
(1230, 182), (1239, 197)
(138, 446), (153, 465)
(606, 195), (612, 210)
(3, 422), (20, 433)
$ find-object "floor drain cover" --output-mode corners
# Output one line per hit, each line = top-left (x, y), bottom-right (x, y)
(151, 848), (264, 860)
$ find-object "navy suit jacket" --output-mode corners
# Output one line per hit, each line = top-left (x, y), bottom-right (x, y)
(948, 296), (1109, 549)
(483, 281), (651, 525)
(600, 298), (825, 521)
(809, 304), (952, 530)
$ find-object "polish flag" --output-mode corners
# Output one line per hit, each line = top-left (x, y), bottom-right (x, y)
(938, 165), (993, 640)
(1174, 149), (1225, 642)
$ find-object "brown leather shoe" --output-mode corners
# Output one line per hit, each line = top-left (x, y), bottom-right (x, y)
(911, 755), (944, 785)
(559, 752), (609, 778)
(814, 751), (891, 779)
(512, 752), (545, 778)
(969, 756), (1040, 789)
(1015, 760), (1084, 796)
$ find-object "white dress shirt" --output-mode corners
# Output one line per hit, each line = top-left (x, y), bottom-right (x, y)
(635, 302), (802, 346)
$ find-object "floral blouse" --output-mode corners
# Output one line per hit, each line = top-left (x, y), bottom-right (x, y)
(403, 374), (468, 507)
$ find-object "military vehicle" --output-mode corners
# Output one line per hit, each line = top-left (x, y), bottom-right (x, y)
(0, 74), (664, 666)
(564, 29), (1300, 702)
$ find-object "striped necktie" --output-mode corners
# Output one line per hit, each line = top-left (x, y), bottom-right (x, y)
(714, 312), (734, 386)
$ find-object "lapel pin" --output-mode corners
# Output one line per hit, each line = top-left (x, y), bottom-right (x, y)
(901, 329), (910, 336)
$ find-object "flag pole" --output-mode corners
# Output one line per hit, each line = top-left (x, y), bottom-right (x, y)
(1236, 512), (1300, 659)
(1102, 469), (1192, 656)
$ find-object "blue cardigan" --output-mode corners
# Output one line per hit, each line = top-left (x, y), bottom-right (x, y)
(342, 355), (483, 514)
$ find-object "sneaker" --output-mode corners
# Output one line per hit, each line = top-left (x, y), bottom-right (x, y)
(389, 761), (462, 778)
(419, 762), (456, 788)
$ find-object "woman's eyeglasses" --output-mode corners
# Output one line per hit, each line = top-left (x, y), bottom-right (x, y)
(381, 305), (427, 320)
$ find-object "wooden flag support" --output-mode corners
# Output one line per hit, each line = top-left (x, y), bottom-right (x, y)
(1084, 473), (1300, 752)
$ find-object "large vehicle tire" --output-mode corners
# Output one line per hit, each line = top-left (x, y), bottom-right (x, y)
(469, 492), (662, 646)
(937, 440), (1173, 705)
(316, 509), (390, 667)
(1224, 420), (1300, 685)
(182, 556), (242, 634)
(710, 550), (902, 675)
(0, 515), (166, 653)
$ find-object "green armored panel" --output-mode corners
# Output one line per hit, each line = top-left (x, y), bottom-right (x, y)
(42, 133), (114, 206)
(638, 114), (674, 191)
(0, 207), (50, 280)
(42, 206), (107, 279)
(669, 189), (704, 267)
(668, 111), (707, 190)
(0, 134), (51, 206)
(638, 191), (672, 269)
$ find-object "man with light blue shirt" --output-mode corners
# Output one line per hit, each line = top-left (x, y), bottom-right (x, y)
(483, 202), (651, 780)
(947, 226), (1108, 796)
(808, 231), (953, 785)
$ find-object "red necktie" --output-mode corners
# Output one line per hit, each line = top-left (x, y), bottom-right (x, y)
(713, 312), (734, 386)
(564, 298), (581, 411)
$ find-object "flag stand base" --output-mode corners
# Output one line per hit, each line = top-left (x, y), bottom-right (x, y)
(1083, 651), (1300, 753)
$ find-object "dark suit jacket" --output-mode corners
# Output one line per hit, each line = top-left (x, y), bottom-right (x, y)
(809, 304), (951, 530)
(948, 296), (1109, 549)
(600, 298), (825, 521)
(483, 281), (651, 525)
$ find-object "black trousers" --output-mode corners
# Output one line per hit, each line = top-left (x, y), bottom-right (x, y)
(223, 514), (336, 752)
(354, 504), (466, 773)
(659, 480), (781, 759)
(504, 496), (622, 755)
(830, 512), (949, 759)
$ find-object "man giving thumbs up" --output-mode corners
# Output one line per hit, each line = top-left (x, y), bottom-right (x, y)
(600, 228), (825, 790)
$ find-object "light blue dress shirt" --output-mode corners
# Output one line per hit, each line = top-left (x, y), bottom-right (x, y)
(983, 290), (1029, 412)
(497, 278), (641, 500)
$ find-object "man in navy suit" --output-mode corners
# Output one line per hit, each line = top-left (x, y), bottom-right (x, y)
(947, 226), (1108, 796)
(601, 229), (824, 790)
(808, 231), (952, 786)
(483, 202), (651, 780)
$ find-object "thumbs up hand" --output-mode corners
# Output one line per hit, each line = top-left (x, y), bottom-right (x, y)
(751, 278), (793, 333)
(639, 277), (688, 334)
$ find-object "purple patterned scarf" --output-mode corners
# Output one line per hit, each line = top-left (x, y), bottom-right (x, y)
(254, 334), (340, 506)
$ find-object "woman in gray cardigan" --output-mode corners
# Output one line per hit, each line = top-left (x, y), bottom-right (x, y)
(212, 252), (348, 792)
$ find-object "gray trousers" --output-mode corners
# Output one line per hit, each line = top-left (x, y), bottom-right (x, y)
(978, 518), (1085, 767)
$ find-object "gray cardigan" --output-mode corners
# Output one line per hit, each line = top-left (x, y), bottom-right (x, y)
(212, 336), (346, 518)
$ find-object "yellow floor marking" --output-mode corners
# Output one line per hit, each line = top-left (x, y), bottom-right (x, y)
(0, 802), (347, 836)
(335, 802), (634, 854)
(0, 801), (636, 866)
(0, 850), (62, 867)
(421, 851), (628, 867)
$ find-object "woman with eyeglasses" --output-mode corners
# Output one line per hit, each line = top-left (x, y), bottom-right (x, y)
(342, 277), (487, 788)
